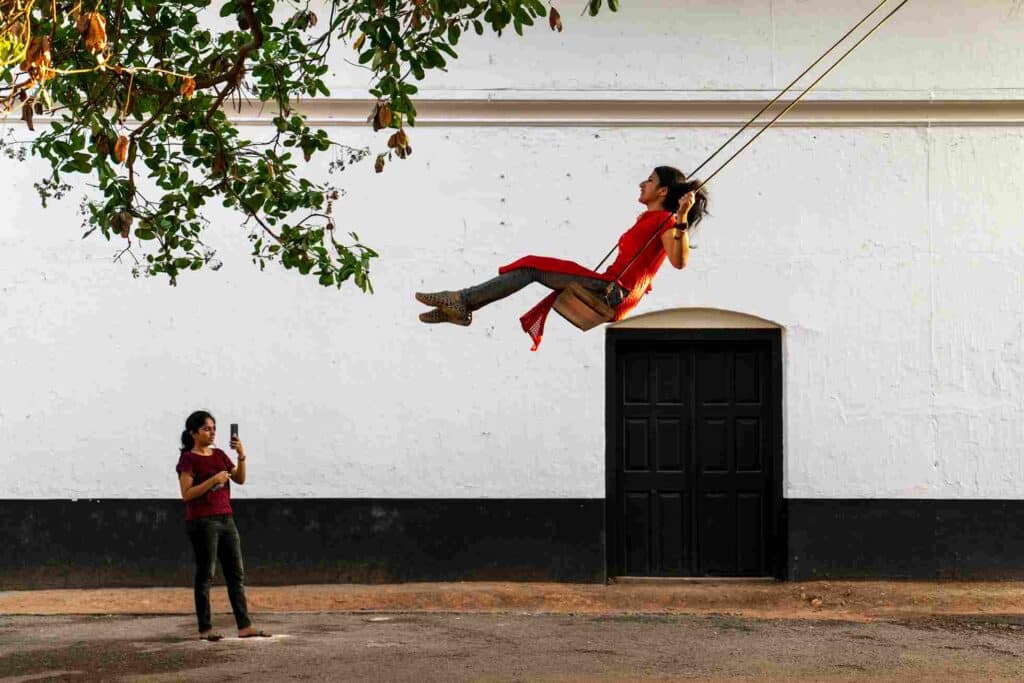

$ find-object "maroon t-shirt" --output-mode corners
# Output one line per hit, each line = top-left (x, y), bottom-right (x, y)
(175, 449), (235, 521)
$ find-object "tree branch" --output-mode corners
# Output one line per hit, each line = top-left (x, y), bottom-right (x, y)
(199, 0), (264, 126)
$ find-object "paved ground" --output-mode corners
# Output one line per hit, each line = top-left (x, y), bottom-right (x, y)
(3, 581), (1024, 681)
(3, 611), (1024, 681)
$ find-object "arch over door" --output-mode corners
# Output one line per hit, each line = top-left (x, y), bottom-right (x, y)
(605, 324), (784, 578)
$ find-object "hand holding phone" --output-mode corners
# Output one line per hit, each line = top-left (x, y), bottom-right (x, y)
(229, 423), (245, 459)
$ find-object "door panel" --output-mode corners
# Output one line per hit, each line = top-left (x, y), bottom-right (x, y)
(655, 418), (683, 471)
(735, 418), (763, 472)
(695, 343), (771, 576)
(698, 491), (734, 575)
(625, 419), (649, 470)
(657, 492), (686, 573)
(618, 347), (691, 576)
(625, 492), (651, 575)
(698, 417), (729, 472)
(737, 492), (765, 574)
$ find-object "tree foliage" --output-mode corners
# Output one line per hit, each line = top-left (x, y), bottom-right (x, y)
(0, 0), (614, 289)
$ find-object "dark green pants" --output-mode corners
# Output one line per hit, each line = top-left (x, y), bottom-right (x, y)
(185, 514), (251, 632)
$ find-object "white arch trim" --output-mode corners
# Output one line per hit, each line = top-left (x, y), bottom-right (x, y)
(610, 307), (782, 330)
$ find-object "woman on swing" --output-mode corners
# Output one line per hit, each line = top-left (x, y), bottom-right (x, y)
(416, 165), (709, 349)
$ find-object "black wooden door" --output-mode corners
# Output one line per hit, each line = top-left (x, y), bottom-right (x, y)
(608, 333), (780, 577)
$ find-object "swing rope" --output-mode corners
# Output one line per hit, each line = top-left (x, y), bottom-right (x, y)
(592, 0), (911, 273)
(692, 0), (911, 192)
(687, 0), (893, 180)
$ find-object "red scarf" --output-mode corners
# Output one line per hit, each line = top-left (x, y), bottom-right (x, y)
(499, 211), (675, 350)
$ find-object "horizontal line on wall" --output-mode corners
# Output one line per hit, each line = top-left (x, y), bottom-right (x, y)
(12, 98), (1024, 131)
(245, 98), (1024, 127)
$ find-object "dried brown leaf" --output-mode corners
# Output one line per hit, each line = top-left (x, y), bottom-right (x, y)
(114, 210), (133, 238)
(21, 101), (33, 131)
(372, 102), (392, 131)
(21, 36), (54, 83)
(114, 134), (129, 164)
(110, 210), (131, 238)
(81, 12), (108, 53)
(179, 76), (196, 99)
(549, 7), (563, 32)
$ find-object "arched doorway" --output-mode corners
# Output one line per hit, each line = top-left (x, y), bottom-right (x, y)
(604, 308), (785, 578)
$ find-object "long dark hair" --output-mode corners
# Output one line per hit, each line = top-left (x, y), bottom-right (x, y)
(181, 410), (215, 451)
(654, 165), (709, 228)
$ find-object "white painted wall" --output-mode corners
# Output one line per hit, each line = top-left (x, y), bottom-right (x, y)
(327, 0), (1024, 95)
(1, 1), (1022, 499)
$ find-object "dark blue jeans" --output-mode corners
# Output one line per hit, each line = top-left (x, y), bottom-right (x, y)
(185, 514), (251, 632)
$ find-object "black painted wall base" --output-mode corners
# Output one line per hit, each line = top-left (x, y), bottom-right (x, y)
(4, 498), (1024, 588)
(0, 499), (606, 589)
(787, 499), (1024, 580)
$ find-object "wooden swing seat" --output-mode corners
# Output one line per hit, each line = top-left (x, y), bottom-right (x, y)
(553, 281), (616, 331)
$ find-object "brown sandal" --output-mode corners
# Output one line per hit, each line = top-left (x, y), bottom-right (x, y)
(415, 290), (462, 309)
(415, 292), (472, 326)
(419, 308), (447, 323)
(418, 307), (472, 326)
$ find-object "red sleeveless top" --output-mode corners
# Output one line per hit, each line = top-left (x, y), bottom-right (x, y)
(499, 210), (675, 350)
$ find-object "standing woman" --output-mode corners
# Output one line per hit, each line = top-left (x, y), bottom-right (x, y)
(176, 410), (269, 640)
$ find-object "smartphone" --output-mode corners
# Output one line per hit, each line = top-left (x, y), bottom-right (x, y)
(230, 423), (239, 440)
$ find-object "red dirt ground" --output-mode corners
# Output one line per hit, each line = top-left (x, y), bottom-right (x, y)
(3, 579), (1024, 621)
